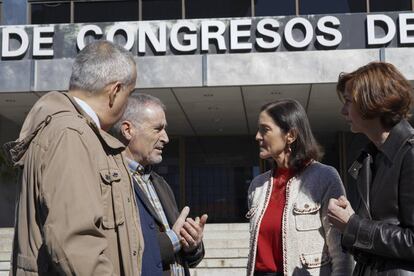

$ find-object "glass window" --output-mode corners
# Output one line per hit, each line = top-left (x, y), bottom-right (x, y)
(255, 0), (295, 16)
(184, 136), (259, 223)
(186, 0), (251, 19)
(31, 2), (70, 24)
(300, 0), (366, 15)
(74, 0), (138, 23)
(370, 0), (411, 12)
(142, 0), (181, 20)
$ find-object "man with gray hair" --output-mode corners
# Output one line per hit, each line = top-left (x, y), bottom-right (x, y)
(114, 94), (207, 276)
(4, 40), (143, 275)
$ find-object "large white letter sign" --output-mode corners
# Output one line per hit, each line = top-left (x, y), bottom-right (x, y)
(284, 17), (313, 48)
(2, 27), (29, 58)
(33, 26), (54, 57)
(316, 16), (342, 47)
(201, 20), (227, 52)
(367, 14), (396, 45)
(77, 25), (103, 50)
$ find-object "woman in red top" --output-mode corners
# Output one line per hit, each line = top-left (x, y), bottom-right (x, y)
(246, 99), (352, 276)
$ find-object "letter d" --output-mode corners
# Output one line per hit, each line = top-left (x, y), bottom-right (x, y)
(2, 27), (29, 57)
(367, 14), (396, 45)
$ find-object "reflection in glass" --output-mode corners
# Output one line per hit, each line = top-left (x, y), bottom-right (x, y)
(74, 1), (138, 23)
(184, 136), (259, 223)
(255, 0), (295, 16)
(370, 0), (411, 12)
(31, 2), (70, 24)
(186, 0), (251, 19)
(300, 0), (366, 15)
(142, 0), (181, 20)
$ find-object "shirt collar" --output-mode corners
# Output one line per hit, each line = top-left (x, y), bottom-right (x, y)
(73, 96), (101, 128)
(126, 158), (152, 180)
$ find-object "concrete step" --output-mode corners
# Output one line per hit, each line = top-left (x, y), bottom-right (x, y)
(0, 242), (11, 253)
(204, 223), (248, 232)
(0, 224), (250, 273)
(205, 248), (248, 258)
(197, 258), (247, 268)
(0, 229), (13, 236)
(0, 252), (11, 262)
(203, 238), (248, 249)
(203, 230), (249, 240)
(190, 268), (246, 276)
(0, 261), (10, 271)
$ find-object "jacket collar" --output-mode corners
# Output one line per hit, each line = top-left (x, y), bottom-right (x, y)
(62, 92), (125, 152)
(349, 120), (414, 179)
(378, 120), (414, 163)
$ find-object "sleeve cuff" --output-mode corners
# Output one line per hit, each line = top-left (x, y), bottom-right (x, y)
(342, 213), (359, 249)
(166, 229), (182, 253)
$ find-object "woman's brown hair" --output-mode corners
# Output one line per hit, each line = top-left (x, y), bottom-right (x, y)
(337, 62), (413, 129)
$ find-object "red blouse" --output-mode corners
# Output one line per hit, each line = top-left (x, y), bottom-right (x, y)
(254, 167), (293, 273)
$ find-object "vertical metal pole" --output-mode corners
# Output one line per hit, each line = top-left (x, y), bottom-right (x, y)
(366, 0), (370, 12)
(70, 0), (74, 23)
(138, 0), (142, 21)
(182, 0), (185, 19)
(251, 0), (255, 17)
(296, 0), (299, 15)
(27, 2), (31, 24)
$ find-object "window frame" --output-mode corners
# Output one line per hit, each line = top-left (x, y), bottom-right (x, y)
(0, 1), (3, 24)
(28, 0), (141, 24)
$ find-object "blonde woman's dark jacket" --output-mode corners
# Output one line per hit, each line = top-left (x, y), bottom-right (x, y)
(246, 161), (352, 276)
(343, 119), (414, 275)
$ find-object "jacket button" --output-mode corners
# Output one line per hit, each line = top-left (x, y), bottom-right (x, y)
(304, 204), (309, 209)
(105, 174), (111, 181)
(112, 172), (119, 178)
(127, 197), (131, 203)
(133, 250), (137, 256)
(149, 223), (155, 229)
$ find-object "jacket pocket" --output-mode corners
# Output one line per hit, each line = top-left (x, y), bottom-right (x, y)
(293, 202), (322, 231)
(299, 252), (331, 269)
(100, 168), (124, 229)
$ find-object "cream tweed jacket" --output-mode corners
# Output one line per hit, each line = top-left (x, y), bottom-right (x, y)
(246, 161), (353, 276)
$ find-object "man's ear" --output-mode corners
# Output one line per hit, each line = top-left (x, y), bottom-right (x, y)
(286, 128), (297, 145)
(120, 121), (134, 141)
(108, 81), (122, 108)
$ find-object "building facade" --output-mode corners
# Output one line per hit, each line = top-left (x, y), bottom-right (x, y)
(1, 0), (414, 226)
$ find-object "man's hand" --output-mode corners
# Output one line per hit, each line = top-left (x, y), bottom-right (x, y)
(172, 206), (190, 236)
(327, 196), (355, 233)
(180, 214), (208, 253)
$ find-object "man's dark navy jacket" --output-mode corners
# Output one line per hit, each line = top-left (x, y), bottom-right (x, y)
(133, 178), (163, 276)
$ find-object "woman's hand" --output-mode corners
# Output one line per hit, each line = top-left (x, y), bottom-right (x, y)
(327, 196), (355, 233)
